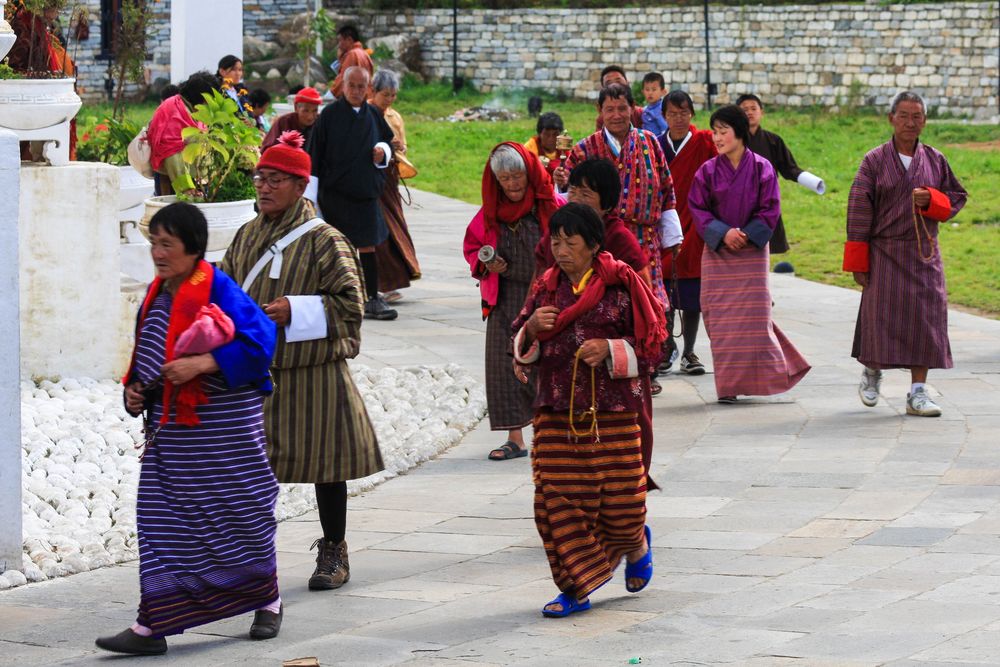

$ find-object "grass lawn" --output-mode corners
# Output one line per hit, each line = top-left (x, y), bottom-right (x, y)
(394, 82), (1000, 317)
(87, 82), (1000, 314)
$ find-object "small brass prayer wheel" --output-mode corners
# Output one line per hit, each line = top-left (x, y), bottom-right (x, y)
(555, 132), (574, 154)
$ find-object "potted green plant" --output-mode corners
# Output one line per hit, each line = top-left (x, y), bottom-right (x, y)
(0, 0), (81, 165)
(141, 89), (261, 261)
(76, 115), (155, 214)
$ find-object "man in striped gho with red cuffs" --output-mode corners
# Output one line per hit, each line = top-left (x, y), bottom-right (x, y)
(844, 90), (968, 417)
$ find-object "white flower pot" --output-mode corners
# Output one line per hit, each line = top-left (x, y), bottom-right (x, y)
(140, 195), (256, 259)
(0, 28), (13, 65)
(118, 165), (154, 213)
(0, 78), (82, 166)
(0, 1), (14, 62)
(0, 78), (82, 131)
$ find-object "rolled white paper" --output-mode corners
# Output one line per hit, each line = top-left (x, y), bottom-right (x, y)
(797, 171), (825, 195)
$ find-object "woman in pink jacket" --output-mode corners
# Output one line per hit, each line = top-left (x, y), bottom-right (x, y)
(463, 142), (562, 460)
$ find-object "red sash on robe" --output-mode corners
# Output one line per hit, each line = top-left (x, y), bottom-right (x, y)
(537, 252), (667, 359)
(123, 260), (215, 426)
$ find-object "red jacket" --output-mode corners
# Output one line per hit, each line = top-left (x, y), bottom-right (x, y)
(660, 127), (717, 279)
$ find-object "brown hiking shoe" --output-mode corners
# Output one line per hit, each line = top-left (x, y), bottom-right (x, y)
(308, 538), (350, 590)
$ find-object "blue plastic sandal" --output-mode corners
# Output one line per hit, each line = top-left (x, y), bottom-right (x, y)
(625, 525), (653, 593)
(541, 592), (591, 618)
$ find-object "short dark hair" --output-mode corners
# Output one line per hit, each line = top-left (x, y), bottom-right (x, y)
(148, 202), (209, 261)
(159, 84), (180, 102)
(642, 72), (665, 88)
(216, 55), (241, 76)
(536, 112), (563, 135)
(568, 158), (621, 213)
(709, 104), (751, 144)
(599, 65), (627, 85)
(248, 88), (271, 108)
(179, 71), (219, 107)
(662, 90), (696, 116)
(288, 84), (304, 96)
(735, 93), (763, 109)
(337, 24), (360, 42)
(598, 82), (634, 108)
(549, 202), (605, 251)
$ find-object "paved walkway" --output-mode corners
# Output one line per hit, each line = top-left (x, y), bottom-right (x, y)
(3, 189), (1000, 666)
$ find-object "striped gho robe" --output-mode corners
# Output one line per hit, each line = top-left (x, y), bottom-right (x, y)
(844, 140), (967, 370)
(563, 127), (680, 307)
(221, 198), (384, 484)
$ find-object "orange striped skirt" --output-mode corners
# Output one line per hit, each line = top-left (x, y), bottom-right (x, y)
(532, 409), (647, 599)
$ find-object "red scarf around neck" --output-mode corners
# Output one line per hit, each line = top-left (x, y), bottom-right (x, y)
(537, 252), (667, 360)
(123, 260), (215, 426)
(481, 141), (558, 232)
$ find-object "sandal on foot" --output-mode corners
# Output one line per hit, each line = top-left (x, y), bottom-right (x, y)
(488, 441), (527, 460)
(541, 592), (591, 618)
(625, 525), (653, 593)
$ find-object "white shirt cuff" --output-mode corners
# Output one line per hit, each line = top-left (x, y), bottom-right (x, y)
(659, 209), (683, 248)
(305, 176), (319, 204)
(512, 326), (540, 364)
(605, 339), (639, 379)
(284, 295), (328, 343)
(374, 142), (392, 169)
(797, 171), (826, 195)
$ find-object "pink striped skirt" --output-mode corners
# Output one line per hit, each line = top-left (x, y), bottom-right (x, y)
(701, 244), (811, 399)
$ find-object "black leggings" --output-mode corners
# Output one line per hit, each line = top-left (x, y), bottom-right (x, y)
(668, 308), (701, 356)
(315, 481), (347, 543)
(359, 251), (378, 300)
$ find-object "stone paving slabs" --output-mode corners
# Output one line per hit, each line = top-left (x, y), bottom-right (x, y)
(4, 188), (1000, 665)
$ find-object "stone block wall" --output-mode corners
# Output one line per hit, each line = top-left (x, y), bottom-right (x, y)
(365, 2), (998, 119)
(66, 1), (998, 118)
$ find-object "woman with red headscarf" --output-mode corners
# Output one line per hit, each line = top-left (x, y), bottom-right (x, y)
(462, 142), (562, 461)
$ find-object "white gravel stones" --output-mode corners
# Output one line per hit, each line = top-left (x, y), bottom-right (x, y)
(5, 364), (486, 589)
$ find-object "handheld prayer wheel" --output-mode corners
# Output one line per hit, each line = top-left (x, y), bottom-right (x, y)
(555, 132), (574, 160)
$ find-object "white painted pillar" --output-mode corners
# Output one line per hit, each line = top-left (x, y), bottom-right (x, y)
(0, 130), (22, 573)
(170, 0), (244, 84)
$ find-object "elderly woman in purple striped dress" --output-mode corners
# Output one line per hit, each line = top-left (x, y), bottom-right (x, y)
(688, 105), (811, 403)
(96, 203), (280, 656)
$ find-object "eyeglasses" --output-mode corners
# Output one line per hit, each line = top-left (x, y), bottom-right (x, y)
(252, 172), (295, 188)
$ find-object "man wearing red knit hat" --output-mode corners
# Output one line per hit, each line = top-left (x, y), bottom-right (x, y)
(221, 131), (384, 593)
(261, 87), (323, 152)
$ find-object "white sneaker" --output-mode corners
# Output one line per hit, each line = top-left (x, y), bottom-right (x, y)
(858, 368), (882, 407)
(907, 387), (942, 417)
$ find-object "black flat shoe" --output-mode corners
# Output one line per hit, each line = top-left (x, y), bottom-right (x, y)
(249, 603), (283, 640)
(95, 628), (167, 655)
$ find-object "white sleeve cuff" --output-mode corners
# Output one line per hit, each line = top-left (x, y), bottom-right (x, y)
(284, 295), (328, 343)
(374, 142), (392, 169)
(605, 339), (639, 378)
(512, 326), (540, 364)
(797, 171), (826, 195)
(305, 176), (319, 204)
(659, 209), (683, 248)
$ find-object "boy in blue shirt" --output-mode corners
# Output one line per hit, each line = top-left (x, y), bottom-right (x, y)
(641, 72), (668, 138)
